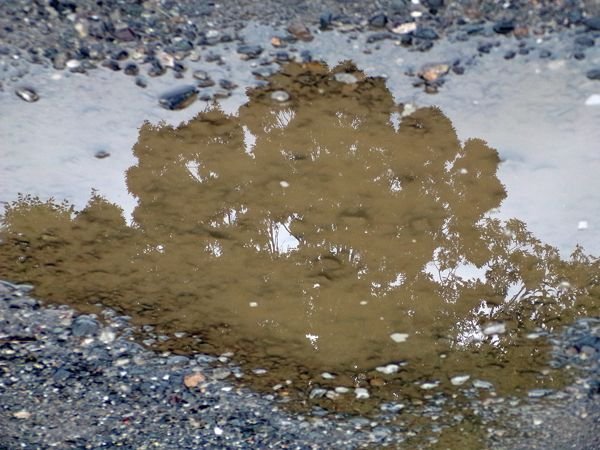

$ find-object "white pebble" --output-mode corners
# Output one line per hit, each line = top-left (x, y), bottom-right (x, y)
(376, 364), (400, 375)
(450, 375), (470, 386)
(249, 302), (258, 307)
(578, 220), (588, 230)
(420, 381), (439, 390)
(214, 426), (224, 436)
(482, 322), (506, 336)
(335, 386), (350, 394)
(355, 388), (370, 399)
(321, 372), (336, 380)
(390, 333), (409, 343)
(279, 181), (290, 188)
(584, 94), (600, 106)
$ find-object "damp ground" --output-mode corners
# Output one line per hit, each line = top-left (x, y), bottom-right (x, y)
(1, 12), (600, 450)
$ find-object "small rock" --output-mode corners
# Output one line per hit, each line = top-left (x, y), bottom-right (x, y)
(414, 27), (438, 40)
(218, 79), (237, 90)
(482, 322), (506, 335)
(391, 22), (417, 35)
(575, 35), (595, 48)
(212, 368), (231, 380)
(334, 386), (350, 394)
(72, 316), (99, 337)
(321, 372), (336, 380)
(334, 73), (358, 84)
(287, 21), (313, 42)
(376, 364), (400, 375)
(320, 12), (333, 30)
(13, 410), (31, 420)
(184, 372), (206, 388)
(450, 375), (470, 386)
(390, 333), (409, 343)
(159, 85), (198, 110)
(504, 50), (516, 60)
(369, 13), (388, 28)
(587, 68), (600, 80)
(135, 77), (147, 88)
(418, 63), (449, 82)
(420, 381), (439, 390)
(355, 387), (370, 399)
(94, 150), (110, 159)
(584, 94), (600, 106)
(309, 388), (327, 399)
(472, 379), (494, 390)
(101, 59), (121, 71)
(584, 17), (600, 31)
(15, 87), (39, 103)
(193, 70), (210, 81)
(123, 63), (139, 76)
(237, 45), (263, 59)
(493, 20), (515, 34)
(270, 90), (290, 102)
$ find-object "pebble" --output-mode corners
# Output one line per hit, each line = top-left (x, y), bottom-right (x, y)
(414, 27), (439, 40)
(450, 375), (470, 386)
(390, 333), (409, 343)
(482, 322), (506, 336)
(158, 85), (198, 110)
(584, 94), (600, 106)
(493, 20), (515, 34)
(418, 63), (449, 82)
(334, 73), (358, 84)
(237, 45), (263, 59)
(212, 368), (232, 380)
(287, 21), (313, 42)
(472, 379), (494, 390)
(219, 79), (237, 90)
(587, 68), (600, 80)
(355, 388), (370, 399)
(584, 17), (600, 31)
(15, 87), (39, 103)
(123, 63), (139, 76)
(270, 90), (290, 102)
(94, 150), (110, 159)
(71, 316), (100, 337)
(376, 364), (400, 375)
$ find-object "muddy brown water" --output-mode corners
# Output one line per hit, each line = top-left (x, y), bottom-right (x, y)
(1, 62), (598, 421)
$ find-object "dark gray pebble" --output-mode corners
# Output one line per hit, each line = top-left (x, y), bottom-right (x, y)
(135, 76), (147, 88)
(504, 50), (516, 59)
(539, 49), (552, 58)
(148, 60), (166, 77)
(236, 45), (263, 59)
(587, 68), (600, 80)
(493, 19), (515, 34)
(159, 85), (198, 110)
(192, 69), (210, 81)
(123, 63), (139, 76)
(101, 59), (121, 71)
(197, 78), (215, 88)
(219, 79), (237, 90)
(575, 35), (595, 48)
(94, 150), (111, 159)
(584, 17), (600, 31)
(369, 13), (387, 28)
(414, 27), (439, 40)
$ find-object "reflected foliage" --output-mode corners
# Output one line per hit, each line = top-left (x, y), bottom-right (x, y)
(1, 62), (598, 403)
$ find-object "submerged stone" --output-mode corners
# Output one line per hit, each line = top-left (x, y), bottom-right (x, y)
(159, 85), (198, 110)
(15, 87), (39, 103)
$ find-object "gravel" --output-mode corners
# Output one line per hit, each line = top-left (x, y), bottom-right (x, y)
(0, 281), (399, 449)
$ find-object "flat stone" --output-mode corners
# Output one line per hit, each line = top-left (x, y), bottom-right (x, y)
(587, 68), (600, 80)
(159, 85), (198, 110)
(71, 316), (100, 337)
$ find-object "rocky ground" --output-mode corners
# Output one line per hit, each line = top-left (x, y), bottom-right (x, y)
(1, 0), (600, 101)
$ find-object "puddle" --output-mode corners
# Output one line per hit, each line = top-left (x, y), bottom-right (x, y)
(1, 62), (598, 419)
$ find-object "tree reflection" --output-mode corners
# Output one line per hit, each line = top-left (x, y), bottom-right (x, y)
(1, 62), (598, 396)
